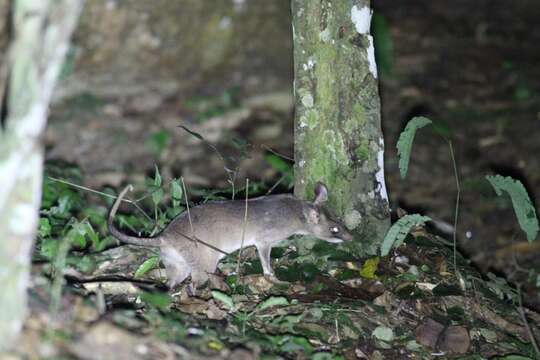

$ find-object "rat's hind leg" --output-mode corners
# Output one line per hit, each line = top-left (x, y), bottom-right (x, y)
(190, 267), (210, 289)
(161, 247), (191, 288)
(189, 250), (222, 290)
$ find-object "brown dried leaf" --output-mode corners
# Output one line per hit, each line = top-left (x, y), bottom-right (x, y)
(415, 318), (444, 349)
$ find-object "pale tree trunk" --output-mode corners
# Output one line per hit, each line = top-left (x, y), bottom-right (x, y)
(0, 0), (83, 351)
(292, 0), (389, 253)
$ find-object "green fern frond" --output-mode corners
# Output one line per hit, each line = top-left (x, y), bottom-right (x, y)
(396, 117), (432, 178)
(381, 214), (432, 256)
(486, 175), (539, 242)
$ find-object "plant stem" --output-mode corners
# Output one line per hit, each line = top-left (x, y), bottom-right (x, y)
(448, 140), (461, 273)
(181, 177), (196, 246)
(517, 284), (540, 356)
(235, 179), (250, 282)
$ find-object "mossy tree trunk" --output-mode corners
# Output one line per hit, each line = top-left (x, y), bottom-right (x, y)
(0, 0), (82, 351)
(292, 0), (389, 253)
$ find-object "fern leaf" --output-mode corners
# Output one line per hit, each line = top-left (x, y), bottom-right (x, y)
(397, 117), (432, 178)
(486, 175), (539, 242)
(257, 296), (289, 310)
(211, 290), (234, 310)
(381, 214), (431, 256)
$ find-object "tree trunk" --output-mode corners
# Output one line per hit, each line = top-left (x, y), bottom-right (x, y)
(292, 0), (389, 253)
(0, 0), (83, 351)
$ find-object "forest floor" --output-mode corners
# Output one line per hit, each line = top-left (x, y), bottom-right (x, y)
(11, 166), (540, 358)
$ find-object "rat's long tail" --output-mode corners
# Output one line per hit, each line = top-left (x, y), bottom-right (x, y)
(108, 185), (162, 247)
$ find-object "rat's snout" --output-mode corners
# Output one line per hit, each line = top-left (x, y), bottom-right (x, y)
(342, 229), (354, 241)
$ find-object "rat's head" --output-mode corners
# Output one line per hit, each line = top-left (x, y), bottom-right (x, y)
(303, 182), (353, 243)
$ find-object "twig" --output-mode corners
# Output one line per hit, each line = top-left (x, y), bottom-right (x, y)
(517, 284), (540, 356)
(334, 318), (340, 343)
(229, 171), (237, 200)
(177, 124), (238, 199)
(266, 174), (285, 195)
(260, 144), (294, 162)
(235, 179), (250, 280)
(180, 177), (197, 247)
(176, 229), (229, 256)
(46, 176), (153, 222)
(447, 140), (460, 274)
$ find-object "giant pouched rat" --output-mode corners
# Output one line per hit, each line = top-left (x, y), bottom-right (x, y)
(108, 182), (353, 288)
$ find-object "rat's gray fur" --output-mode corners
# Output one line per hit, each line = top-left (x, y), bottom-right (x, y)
(108, 183), (352, 288)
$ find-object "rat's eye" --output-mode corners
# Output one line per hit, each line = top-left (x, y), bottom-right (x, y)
(330, 226), (339, 234)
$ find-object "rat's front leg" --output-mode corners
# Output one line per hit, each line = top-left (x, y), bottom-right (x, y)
(256, 243), (288, 285)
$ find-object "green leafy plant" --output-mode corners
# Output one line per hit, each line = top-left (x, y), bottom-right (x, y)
(395, 117), (462, 272)
(256, 296), (289, 310)
(134, 256), (160, 279)
(211, 290), (235, 310)
(381, 214), (431, 256)
(486, 175), (539, 242)
(396, 116), (432, 179)
(168, 179), (184, 218)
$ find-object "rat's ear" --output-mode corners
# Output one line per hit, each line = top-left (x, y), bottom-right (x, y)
(313, 182), (328, 206)
(306, 207), (320, 224)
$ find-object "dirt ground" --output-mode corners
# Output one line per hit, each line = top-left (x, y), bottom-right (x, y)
(46, 1), (540, 308)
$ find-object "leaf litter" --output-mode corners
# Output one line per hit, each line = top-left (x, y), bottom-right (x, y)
(14, 165), (540, 359)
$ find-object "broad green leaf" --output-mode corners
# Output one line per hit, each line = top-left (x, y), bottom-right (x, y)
(153, 164), (162, 187)
(372, 326), (394, 342)
(381, 214), (431, 256)
(140, 292), (171, 310)
(82, 222), (100, 250)
(65, 220), (87, 248)
(257, 296), (289, 310)
(359, 257), (380, 279)
(82, 206), (107, 227)
(151, 188), (164, 208)
(396, 117), (432, 178)
(38, 218), (51, 238)
(486, 175), (539, 242)
(406, 340), (423, 351)
(279, 335), (314, 354)
(171, 179), (183, 208)
(134, 256), (160, 279)
(312, 352), (338, 360)
(40, 238), (60, 259)
(150, 166), (164, 206)
(211, 290), (234, 309)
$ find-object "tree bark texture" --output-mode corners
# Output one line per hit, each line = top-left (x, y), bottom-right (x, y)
(0, 0), (82, 351)
(292, 0), (389, 253)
